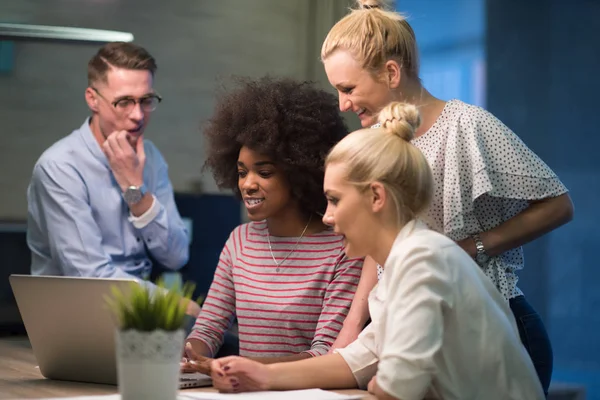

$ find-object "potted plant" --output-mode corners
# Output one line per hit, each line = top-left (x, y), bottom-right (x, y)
(105, 275), (199, 400)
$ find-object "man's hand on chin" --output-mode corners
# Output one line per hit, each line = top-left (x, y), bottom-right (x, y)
(102, 130), (146, 193)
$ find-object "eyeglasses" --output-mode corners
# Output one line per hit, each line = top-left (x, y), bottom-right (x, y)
(91, 87), (162, 114)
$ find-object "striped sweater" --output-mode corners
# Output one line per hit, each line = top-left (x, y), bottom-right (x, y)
(187, 221), (363, 357)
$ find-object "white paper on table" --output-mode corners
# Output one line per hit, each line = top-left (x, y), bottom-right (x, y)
(178, 389), (364, 400)
(26, 390), (362, 400)
(27, 396), (121, 400)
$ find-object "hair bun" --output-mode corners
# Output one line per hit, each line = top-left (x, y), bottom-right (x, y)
(355, 0), (387, 10)
(377, 102), (421, 141)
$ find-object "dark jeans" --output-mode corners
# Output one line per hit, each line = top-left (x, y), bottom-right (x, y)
(509, 295), (553, 396)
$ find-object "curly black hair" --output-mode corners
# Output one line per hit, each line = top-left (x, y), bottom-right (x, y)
(203, 76), (348, 218)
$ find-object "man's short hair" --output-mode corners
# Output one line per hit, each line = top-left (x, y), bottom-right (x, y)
(87, 42), (157, 86)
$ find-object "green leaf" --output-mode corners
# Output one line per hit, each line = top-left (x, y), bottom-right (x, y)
(104, 273), (202, 332)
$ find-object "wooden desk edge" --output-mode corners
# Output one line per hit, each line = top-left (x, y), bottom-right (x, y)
(0, 337), (374, 399)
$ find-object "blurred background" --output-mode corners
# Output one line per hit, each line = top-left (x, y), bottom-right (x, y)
(0, 0), (598, 398)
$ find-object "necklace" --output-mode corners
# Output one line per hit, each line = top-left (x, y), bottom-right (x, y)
(267, 216), (312, 272)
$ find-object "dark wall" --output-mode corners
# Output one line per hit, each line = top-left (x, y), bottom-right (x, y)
(487, 0), (600, 390)
(166, 193), (241, 299)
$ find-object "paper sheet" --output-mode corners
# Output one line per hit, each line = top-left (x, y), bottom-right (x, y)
(30, 389), (363, 400)
(178, 389), (363, 400)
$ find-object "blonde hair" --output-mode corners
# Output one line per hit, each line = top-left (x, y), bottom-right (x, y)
(326, 101), (433, 227)
(321, 0), (419, 78)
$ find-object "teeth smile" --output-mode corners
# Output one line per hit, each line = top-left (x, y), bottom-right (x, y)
(356, 108), (366, 115)
(246, 199), (264, 206)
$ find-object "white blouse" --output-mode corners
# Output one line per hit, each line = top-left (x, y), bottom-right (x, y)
(376, 100), (568, 300)
(337, 220), (544, 400)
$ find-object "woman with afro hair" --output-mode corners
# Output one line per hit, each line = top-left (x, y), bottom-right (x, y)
(181, 76), (364, 374)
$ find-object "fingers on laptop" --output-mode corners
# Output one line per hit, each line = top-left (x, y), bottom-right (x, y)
(184, 342), (200, 360)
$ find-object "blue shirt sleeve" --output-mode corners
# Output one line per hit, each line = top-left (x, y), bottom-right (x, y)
(136, 146), (189, 269)
(30, 160), (157, 291)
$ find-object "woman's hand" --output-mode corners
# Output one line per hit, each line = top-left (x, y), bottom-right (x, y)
(180, 342), (213, 375)
(369, 375), (404, 400)
(210, 356), (272, 393)
(367, 376), (377, 394)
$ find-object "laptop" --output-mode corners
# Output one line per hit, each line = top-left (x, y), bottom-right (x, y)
(9, 274), (211, 389)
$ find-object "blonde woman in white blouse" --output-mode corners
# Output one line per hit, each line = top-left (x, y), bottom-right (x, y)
(207, 102), (545, 400)
(320, 0), (574, 395)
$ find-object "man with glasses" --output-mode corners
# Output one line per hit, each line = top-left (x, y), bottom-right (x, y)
(26, 42), (198, 315)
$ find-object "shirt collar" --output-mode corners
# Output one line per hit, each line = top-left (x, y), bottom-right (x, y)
(78, 117), (110, 168)
(392, 219), (428, 249)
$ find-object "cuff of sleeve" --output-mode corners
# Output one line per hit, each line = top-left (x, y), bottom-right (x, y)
(302, 346), (328, 357)
(376, 357), (432, 400)
(128, 195), (160, 229)
(185, 333), (217, 358)
(335, 343), (378, 389)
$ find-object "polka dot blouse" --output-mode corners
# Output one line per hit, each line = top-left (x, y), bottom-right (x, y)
(375, 99), (568, 301)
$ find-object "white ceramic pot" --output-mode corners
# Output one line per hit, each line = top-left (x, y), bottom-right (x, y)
(116, 329), (185, 400)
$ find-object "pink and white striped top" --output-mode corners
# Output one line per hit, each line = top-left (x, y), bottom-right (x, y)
(187, 220), (363, 357)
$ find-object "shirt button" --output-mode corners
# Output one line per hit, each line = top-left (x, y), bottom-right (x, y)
(147, 238), (152, 243)
(136, 237), (141, 242)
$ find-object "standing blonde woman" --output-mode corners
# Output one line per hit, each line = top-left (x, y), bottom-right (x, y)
(207, 102), (545, 400)
(321, 1), (573, 394)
